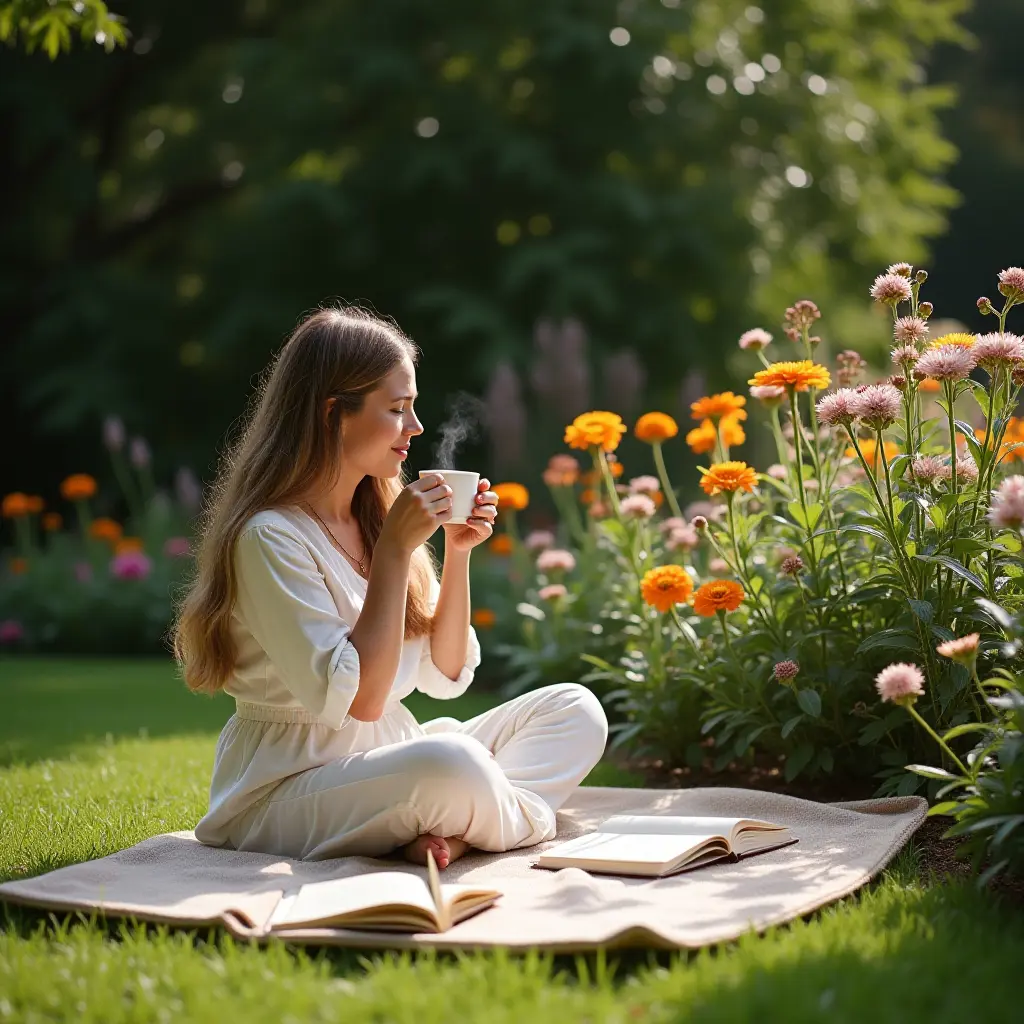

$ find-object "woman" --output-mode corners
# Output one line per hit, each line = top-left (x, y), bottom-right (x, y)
(173, 306), (607, 869)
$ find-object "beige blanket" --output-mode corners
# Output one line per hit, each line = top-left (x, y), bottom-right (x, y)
(0, 786), (926, 951)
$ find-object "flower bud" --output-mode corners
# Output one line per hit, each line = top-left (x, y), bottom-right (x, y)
(918, 301), (933, 318)
(808, 335), (821, 346)
(888, 374), (907, 391)
(977, 296), (994, 315)
(915, 269), (928, 284)
(691, 515), (708, 531)
(1013, 366), (1024, 389)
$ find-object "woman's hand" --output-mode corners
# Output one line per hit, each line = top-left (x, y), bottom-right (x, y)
(443, 477), (498, 553)
(378, 474), (453, 556)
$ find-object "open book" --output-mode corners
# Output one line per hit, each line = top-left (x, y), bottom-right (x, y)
(535, 815), (796, 878)
(266, 852), (501, 933)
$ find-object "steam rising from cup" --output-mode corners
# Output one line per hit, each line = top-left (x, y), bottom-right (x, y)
(432, 392), (486, 470)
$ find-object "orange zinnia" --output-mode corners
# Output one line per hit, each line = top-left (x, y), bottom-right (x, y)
(564, 411), (627, 452)
(472, 608), (497, 629)
(89, 517), (123, 543)
(641, 565), (695, 613)
(721, 415), (746, 448)
(489, 533), (514, 555)
(917, 377), (941, 393)
(608, 459), (624, 479)
(693, 579), (745, 617)
(25, 496), (44, 513)
(8, 557), (29, 575)
(493, 482), (529, 511)
(748, 360), (831, 392)
(699, 461), (758, 496)
(978, 417), (1024, 462)
(846, 438), (900, 467)
(1, 492), (31, 517)
(115, 537), (145, 554)
(42, 512), (63, 531)
(690, 392), (747, 422)
(61, 474), (98, 501)
(686, 420), (717, 455)
(634, 412), (679, 444)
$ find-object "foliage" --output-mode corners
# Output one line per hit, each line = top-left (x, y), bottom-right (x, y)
(0, 0), (125, 58)
(1, 0), (970, 498)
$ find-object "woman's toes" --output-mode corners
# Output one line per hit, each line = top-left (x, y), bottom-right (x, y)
(427, 836), (451, 867)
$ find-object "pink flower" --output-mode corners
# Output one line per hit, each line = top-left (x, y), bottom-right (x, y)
(538, 583), (568, 602)
(684, 501), (724, 522)
(628, 475), (661, 495)
(971, 332), (1024, 372)
(110, 550), (153, 580)
(749, 384), (787, 406)
(524, 530), (555, 552)
(73, 561), (93, 583)
(998, 267), (1024, 300)
(989, 476), (1024, 530)
(666, 525), (699, 551)
(163, 536), (192, 558)
(0, 620), (24, 644)
(739, 328), (773, 351)
(816, 388), (860, 427)
(874, 662), (925, 705)
(891, 344), (920, 368)
(130, 437), (151, 470)
(850, 384), (902, 430)
(691, 515), (708, 531)
(767, 463), (787, 480)
(620, 494), (657, 519)
(103, 415), (125, 452)
(893, 317), (928, 345)
(709, 557), (729, 573)
(887, 262), (914, 278)
(783, 300), (821, 329)
(659, 517), (686, 533)
(773, 660), (799, 683)
(780, 555), (804, 576)
(954, 455), (979, 484)
(936, 633), (980, 666)
(910, 455), (944, 485)
(915, 344), (977, 381)
(870, 273), (912, 306)
(536, 548), (576, 573)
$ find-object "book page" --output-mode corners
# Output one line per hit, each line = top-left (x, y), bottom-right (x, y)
(599, 815), (746, 839)
(272, 873), (436, 930)
(538, 831), (718, 868)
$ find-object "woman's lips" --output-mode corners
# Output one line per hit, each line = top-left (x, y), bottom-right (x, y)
(392, 444), (409, 459)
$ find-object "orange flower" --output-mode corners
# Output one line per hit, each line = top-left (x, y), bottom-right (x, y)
(691, 392), (747, 422)
(608, 458), (624, 479)
(89, 517), (123, 543)
(686, 420), (718, 455)
(699, 461), (758, 496)
(748, 360), (831, 392)
(489, 533), (514, 555)
(493, 482), (529, 511)
(978, 417), (1024, 462)
(565, 411), (627, 452)
(543, 454), (579, 487)
(8, 557), (29, 575)
(61, 474), (97, 501)
(580, 488), (597, 505)
(25, 496), (44, 514)
(916, 377), (941, 393)
(472, 608), (497, 629)
(930, 332), (977, 349)
(115, 537), (145, 554)
(721, 415), (746, 448)
(693, 579), (745, 617)
(634, 412), (679, 444)
(846, 438), (900, 467)
(42, 512), (63, 531)
(641, 565), (695, 613)
(2, 492), (31, 517)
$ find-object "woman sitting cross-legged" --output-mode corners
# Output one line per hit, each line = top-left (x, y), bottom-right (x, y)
(174, 305), (608, 869)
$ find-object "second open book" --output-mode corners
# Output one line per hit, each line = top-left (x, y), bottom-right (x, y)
(534, 814), (797, 877)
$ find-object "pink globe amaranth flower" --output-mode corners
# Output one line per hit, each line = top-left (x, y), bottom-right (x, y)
(666, 525), (699, 551)
(739, 328), (772, 351)
(870, 273), (912, 306)
(936, 633), (980, 666)
(780, 555), (804, 576)
(110, 550), (153, 581)
(850, 383), (902, 430)
(891, 344), (920, 368)
(749, 384), (787, 407)
(910, 455), (944, 485)
(875, 662), (925, 705)
(129, 437), (151, 470)
(783, 300), (821, 330)
(914, 344), (977, 381)
(767, 463), (787, 480)
(773, 659), (800, 683)
(972, 332), (1024, 372)
(536, 548), (576, 573)
(804, 478), (820, 492)
(816, 388), (860, 427)
(955, 455), (979, 483)
(0, 619), (24, 644)
(588, 500), (610, 518)
(893, 316), (929, 345)
(659, 516), (686, 533)
(997, 267), (1024, 300)
(628, 475), (660, 495)
(684, 500), (724, 522)
(620, 494), (657, 519)
(887, 262), (914, 278)
(709, 557), (730, 574)
(163, 536), (192, 558)
(103, 415), (125, 452)
(989, 475), (1024, 530)
(538, 583), (568, 602)
(524, 530), (555, 552)
(73, 560), (93, 583)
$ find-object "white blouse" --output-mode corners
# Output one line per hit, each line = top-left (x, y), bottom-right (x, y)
(194, 506), (481, 844)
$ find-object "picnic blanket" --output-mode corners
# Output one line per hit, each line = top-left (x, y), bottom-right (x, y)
(0, 786), (927, 951)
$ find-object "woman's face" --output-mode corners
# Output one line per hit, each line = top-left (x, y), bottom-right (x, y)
(339, 358), (424, 478)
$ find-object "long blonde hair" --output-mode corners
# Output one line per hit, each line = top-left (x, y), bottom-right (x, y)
(172, 305), (437, 694)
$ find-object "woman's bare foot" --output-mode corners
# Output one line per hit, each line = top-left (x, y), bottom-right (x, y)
(401, 834), (471, 870)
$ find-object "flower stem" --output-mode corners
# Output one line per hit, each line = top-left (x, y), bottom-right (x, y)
(906, 702), (968, 775)
(651, 441), (683, 519)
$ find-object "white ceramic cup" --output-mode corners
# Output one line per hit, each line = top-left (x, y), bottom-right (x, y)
(418, 469), (481, 524)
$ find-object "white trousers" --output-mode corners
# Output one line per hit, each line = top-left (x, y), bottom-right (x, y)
(233, 683), (608, 860)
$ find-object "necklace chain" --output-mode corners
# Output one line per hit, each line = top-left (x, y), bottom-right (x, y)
(303, 503), (368, 576)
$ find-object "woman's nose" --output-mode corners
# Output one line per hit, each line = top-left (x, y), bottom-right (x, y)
(406, 412), (424, 436)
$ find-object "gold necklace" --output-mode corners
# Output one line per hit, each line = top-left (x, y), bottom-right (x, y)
(303, 503), (368, 576)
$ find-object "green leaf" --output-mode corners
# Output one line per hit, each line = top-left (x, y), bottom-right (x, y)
(780, 714), (803, 739)
(906, 764), (961, 780)
(914, 554), (987, 593)
(842, 524), (890, 544)
(796, 688), (822, 717)
(941, 722), (993, 741)
(908, 599), (933, 623)
(855, 629), (919, 655)
(784, 743), (815, 782)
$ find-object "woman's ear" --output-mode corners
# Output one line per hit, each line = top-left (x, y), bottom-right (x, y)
(324, 396), (337, 427)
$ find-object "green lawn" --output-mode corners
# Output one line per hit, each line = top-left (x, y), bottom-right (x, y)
(1, 657), (1022, 1022)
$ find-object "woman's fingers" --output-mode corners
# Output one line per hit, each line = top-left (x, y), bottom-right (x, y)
(469, 503), (497, 522)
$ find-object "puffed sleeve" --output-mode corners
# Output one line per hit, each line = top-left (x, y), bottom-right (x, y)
(416, 571), (481, 699)
(233, 524), (361, 728)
